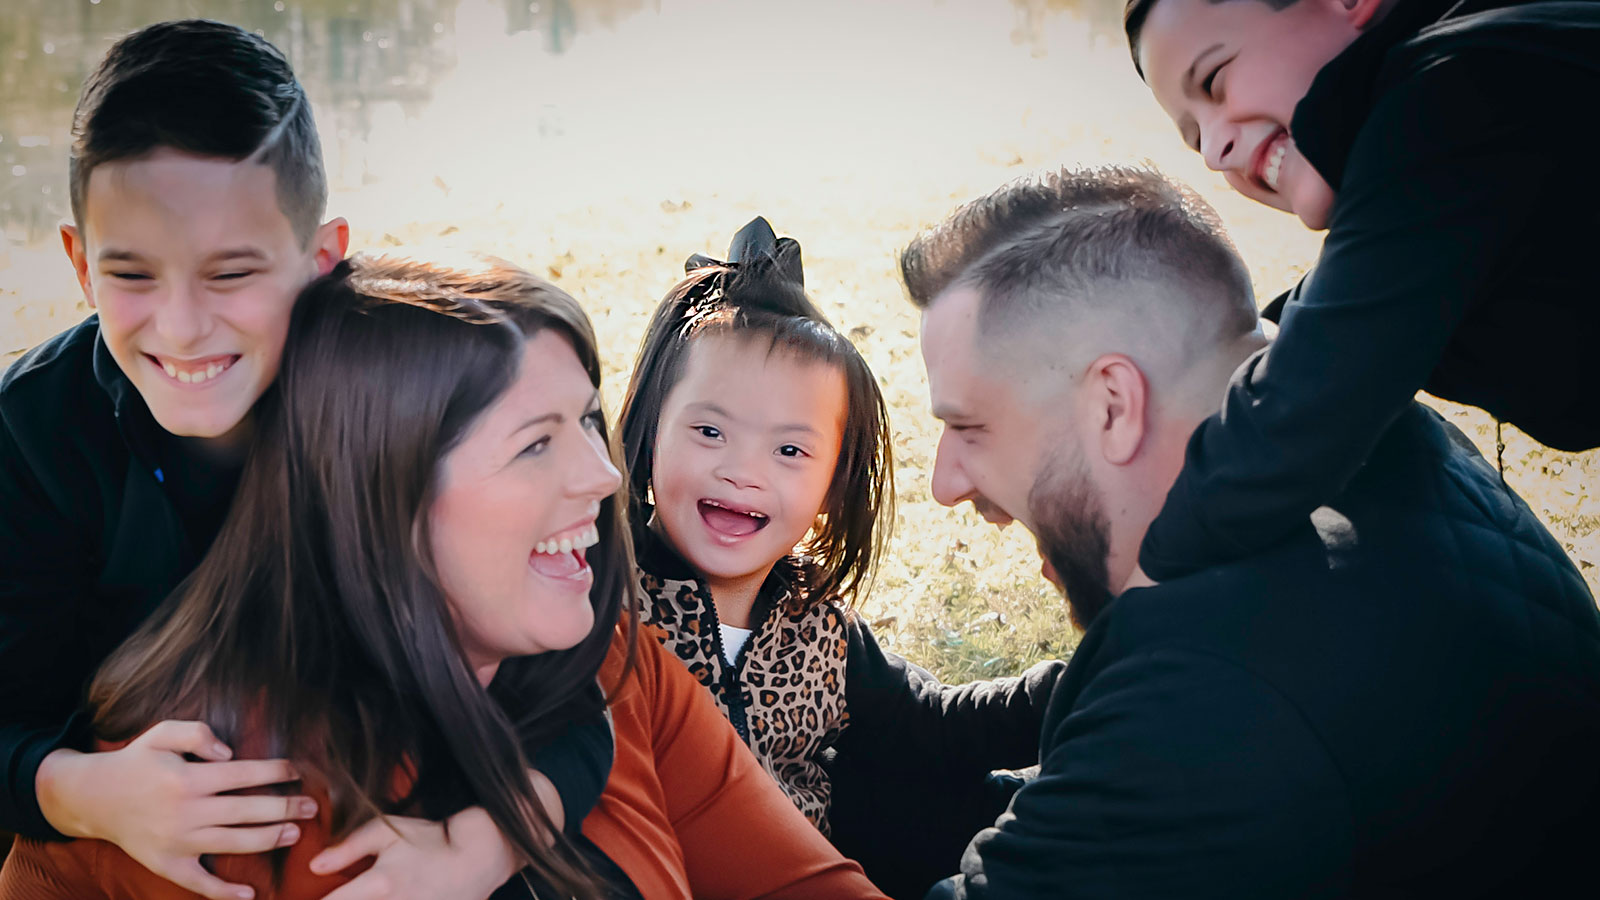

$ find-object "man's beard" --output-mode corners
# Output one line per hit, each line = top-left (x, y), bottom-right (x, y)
(1028, 445), (1114, 630)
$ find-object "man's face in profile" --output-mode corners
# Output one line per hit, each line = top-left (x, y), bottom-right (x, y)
(920, 286), (1115, 626)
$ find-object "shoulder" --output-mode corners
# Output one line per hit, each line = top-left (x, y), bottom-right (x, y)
(0, 317), (105, 435)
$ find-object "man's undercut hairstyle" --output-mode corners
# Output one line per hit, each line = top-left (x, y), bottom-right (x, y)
(69, 19), (327, 245)
(1123, 0), (1302, 78)
(900, 164), (1256, 367)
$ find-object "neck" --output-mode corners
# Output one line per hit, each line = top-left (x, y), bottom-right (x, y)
(704, 570), (768, 628)
(474, 659), (500, 688)
(175, 414), (256, 466)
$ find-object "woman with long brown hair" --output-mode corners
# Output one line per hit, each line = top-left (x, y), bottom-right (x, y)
(0, 253), (886, 900)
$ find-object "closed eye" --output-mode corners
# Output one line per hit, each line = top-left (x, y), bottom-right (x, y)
(212, 271), (257, 282)
(108, 272), (152, 282)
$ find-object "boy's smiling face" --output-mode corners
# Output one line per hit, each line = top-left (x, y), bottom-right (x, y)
(63, 148), (346, 447)
(1137, 0), (1379, 230)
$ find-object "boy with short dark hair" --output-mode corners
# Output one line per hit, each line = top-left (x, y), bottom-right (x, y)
(1122, 0), (1600, 583)
(1, 20), (588, 900)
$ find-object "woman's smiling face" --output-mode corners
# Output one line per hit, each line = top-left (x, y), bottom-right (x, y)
(428, 330), (621, 680)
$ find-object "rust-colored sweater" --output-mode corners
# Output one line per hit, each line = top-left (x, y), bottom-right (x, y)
(0, 625), (886, 900)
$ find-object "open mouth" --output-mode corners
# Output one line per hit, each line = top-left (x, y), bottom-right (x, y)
(698, 499), (769, 538)
(529, 524), (598, 581)
(146, 353), (242, 386)
(1251, 129), (1289, 194)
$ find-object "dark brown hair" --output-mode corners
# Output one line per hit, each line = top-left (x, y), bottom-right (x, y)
(91, 253), (637, 899)
(900, 164), (1256, 353)
(619, 221), (894, 610)
(1123, 0), (1301, 78)
(69, 19), (326, 245)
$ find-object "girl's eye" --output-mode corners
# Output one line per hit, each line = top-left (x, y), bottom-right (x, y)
(1201, 63), (1224, 100)
(109, 272), (151, 282)
(212, 271), (255, 282)
(777, 444), (808, 459)
(695, 425), (723, 440)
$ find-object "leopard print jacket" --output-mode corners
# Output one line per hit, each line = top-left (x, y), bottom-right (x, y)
(636, 562), (850, 832)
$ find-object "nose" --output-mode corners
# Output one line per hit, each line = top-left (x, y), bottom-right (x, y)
(573, 428), (623, 501)
(711, 442), (763, 491)
(153, 280), (213, 350)
(1198, 113), (1240, 173)
(929, 428), (975, 509)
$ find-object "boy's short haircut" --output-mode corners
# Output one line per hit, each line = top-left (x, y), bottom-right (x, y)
(1123, 0), (1301, 78)
(69, 19), (326, 245)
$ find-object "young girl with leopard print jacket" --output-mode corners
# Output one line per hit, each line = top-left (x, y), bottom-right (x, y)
(618, 218), (1066, 900)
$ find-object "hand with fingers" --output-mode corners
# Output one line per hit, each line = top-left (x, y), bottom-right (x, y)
(34, 719), (318, 900)
(308, 806), (522, 900)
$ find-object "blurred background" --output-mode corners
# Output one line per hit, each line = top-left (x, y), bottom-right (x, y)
(2, 0), (1595, 679)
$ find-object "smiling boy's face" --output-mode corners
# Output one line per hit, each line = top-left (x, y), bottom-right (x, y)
(63, 148), (346, 446)
(1137, 0), (1379, 230)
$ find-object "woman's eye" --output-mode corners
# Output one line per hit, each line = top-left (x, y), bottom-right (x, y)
(695, 425), (722, 440)
(521, 436), (552, 457)
(583, 410), (605, 431)
(777, 444), (808, 459)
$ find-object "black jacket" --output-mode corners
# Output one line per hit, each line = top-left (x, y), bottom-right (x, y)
(0, 317), (607, 845)
(930, 404), (1600, 898)
(1140, 0), (1600, 581)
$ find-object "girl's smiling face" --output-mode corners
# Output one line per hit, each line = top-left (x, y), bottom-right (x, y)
(1137, 0), (1379, 230)
(650, 334), (846, 599)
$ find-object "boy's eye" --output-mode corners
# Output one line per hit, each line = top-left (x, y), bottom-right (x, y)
(777, 444), (808, 459)
(694, 425), (723, 441)
(1201, 61), (1227, 100)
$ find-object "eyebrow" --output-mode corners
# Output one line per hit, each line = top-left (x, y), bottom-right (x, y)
(96, 247), (270, 265)
(509, 391), (600, 437)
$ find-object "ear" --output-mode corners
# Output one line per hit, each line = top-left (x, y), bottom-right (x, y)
(60, 224), (95, 309)
(1082, 353), (1149, 467)
(311, 216), (351, 276)
(1341, 0), (1385, 29)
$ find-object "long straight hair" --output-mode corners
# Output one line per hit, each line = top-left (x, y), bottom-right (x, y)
(619, 220), (895, 610)
(91, 253), (637, 899)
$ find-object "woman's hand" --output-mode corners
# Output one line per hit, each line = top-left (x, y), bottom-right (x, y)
(35, 720), (315, 900)
(310, 807), (521, 900)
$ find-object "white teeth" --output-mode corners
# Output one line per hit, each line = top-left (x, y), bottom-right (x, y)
(163, 362), (177, 378)
(207, 364), (220, 379)
(178, 370), (193, 384)
(534, 525), (600, 556)
(1264, 142), (1287, 191)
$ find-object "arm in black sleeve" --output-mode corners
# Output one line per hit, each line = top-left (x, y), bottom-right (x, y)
(1138, 57), (1553, 580)
(927, 648), (1352, 900)
(524, 691), (613, 837)
(0, 412), (97, 839)
(833, 616), (1064, 777)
